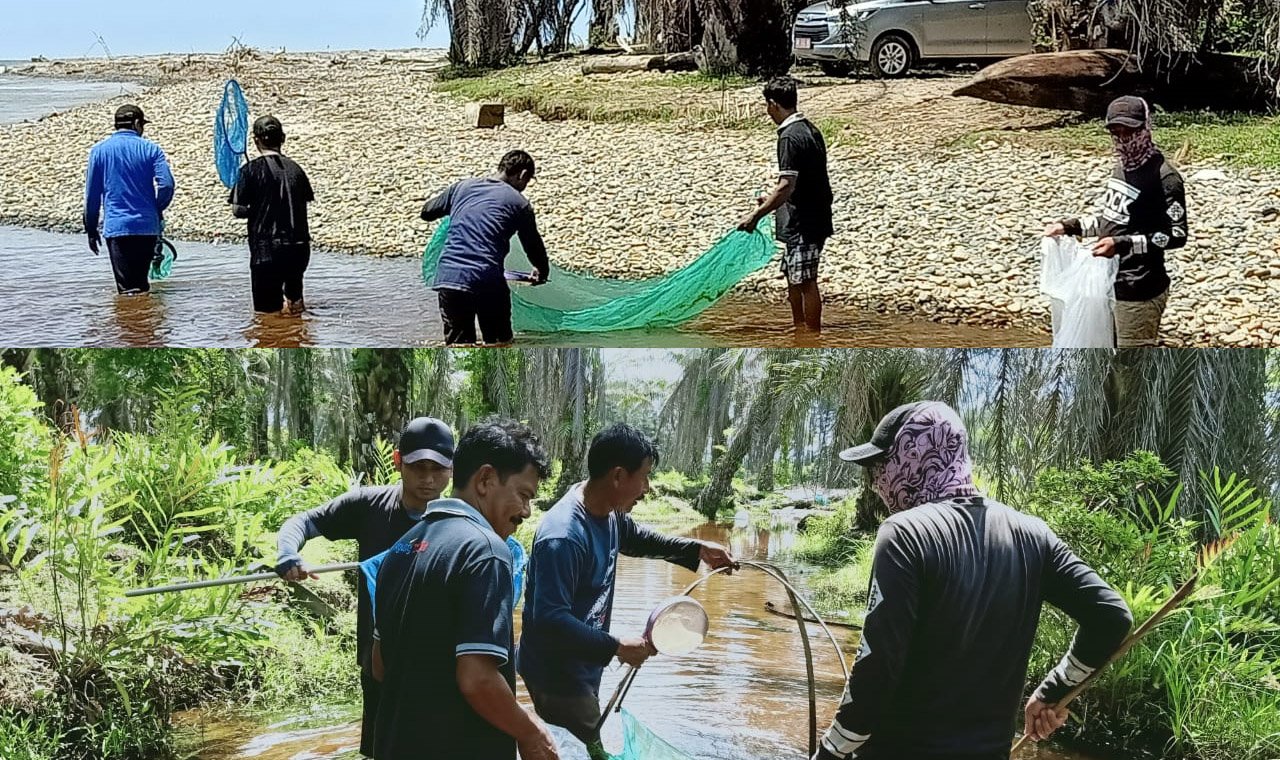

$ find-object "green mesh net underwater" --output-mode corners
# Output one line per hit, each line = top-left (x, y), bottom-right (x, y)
(421, 216), (776, 333)
(547, 708), (694, 760)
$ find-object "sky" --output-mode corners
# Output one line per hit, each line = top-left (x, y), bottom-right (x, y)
(602, 349), (685, 384)
(0, 0), (460, 60)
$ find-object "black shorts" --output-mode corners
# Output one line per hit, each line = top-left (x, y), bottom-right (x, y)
(249, 242), (311, 312)
(106, 235), (159, 294)
(359, 669), (379, 757)
(437, 286), (513, 345)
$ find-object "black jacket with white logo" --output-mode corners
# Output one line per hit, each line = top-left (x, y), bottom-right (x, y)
(1061, 153), (1188, 301)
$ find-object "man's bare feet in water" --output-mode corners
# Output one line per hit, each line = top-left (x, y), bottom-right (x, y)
(284, 298), (305, 315)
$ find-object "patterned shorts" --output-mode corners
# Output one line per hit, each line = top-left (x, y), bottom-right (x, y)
(781, 239), (824, 285)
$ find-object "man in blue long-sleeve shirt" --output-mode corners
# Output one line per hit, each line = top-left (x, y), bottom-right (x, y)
(83, 104), (175, 294)
(517, 423), (736, 759)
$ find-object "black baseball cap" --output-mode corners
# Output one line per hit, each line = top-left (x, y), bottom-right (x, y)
(114, 104), (149, 127)
(398, 417), (455, 467)
(253, 115), (286, 140)
(838, 401), (928, 465)
(1105, 96), (1148, 129)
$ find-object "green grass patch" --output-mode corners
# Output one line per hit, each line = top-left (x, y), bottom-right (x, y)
(434, 63), (764, 128)
(959, 111), (1280, 169)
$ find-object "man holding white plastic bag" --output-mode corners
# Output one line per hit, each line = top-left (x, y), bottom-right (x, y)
(1045, 96), (1188, 347)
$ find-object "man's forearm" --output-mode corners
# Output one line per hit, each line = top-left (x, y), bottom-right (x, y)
(753, 180), (795, 222)
(458, 658), (541, 741)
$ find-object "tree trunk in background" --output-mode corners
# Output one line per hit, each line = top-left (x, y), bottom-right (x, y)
(694, 0), (803, 76)
(30, 350), (78, 431)
(589, 0), (622, 47)
(552, 349), (588, 501)
(288, 349), (316, 447)
(352, 350), (413, 478)
(694, 365), (781, 517)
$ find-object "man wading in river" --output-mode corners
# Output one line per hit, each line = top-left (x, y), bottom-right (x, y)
(229, 115), (316, 315)
(517, 423), (737, 760)
(1045, 95), (1188, 348)
(371, 419), (559, 760)
(274, 417), (455, 758)
(419, 150), (551, 346)
(813, 402), (1133, 760)
(84, 104), (176, 295)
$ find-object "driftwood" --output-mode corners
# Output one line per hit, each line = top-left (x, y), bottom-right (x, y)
(954, 49), (1273, 114)
(764, 599), (862, 630)
(581, 52), (698, 75)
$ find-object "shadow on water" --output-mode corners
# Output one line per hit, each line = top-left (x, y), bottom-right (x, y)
(0, 226), (1044, 348)
(180, 522), (1103, 760)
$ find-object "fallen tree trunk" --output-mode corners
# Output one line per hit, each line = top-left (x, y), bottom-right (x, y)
(954, 49), (1273, 114)
(581, 52), (698, 75)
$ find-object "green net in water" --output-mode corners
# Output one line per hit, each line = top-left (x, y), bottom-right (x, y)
(421, 216), (776, 333)
(149, 238), (177, 281)
(611, 708), (694, 760)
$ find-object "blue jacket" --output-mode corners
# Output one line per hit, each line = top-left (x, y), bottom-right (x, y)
(84, 130), (175, 238)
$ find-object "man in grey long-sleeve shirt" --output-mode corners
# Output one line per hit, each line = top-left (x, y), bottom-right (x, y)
(273, 417), (455, 758)
(517, 423), (737, 758)
(814, 401), (1133, 760)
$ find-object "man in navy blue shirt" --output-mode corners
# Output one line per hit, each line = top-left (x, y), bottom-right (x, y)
(84, 104), (176, 294)
(372, 418), (559, 760)
(420, 150), (551, 346)
(518, 423), (736, 759)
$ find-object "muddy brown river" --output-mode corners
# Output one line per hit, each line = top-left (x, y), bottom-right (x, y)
(178, 522), (1104, 760)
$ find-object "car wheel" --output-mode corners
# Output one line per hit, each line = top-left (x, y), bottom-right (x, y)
(819, 60), (853, 77)
(869, 34), (913, 78)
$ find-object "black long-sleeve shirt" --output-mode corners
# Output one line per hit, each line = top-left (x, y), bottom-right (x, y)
(517, 483), (702, 696)
(1061, 153), (1188, 302)
(816, 496), (1132, 759)
(419, 176), (550, 292)
(275, 485), (416, 672)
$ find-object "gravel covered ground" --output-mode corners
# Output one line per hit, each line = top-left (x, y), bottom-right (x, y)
(2, 49), (1276, 346)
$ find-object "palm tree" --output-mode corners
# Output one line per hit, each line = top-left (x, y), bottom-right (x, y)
(351, 350), (413, 478)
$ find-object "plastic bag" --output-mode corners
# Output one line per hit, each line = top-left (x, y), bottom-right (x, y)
(1039, 236), (1118, 348)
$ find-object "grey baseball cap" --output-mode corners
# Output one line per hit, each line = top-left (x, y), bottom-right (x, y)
(838, 401), (928, 464)
(1105, 96), (1148, 129)
(398, 417), (455, 467)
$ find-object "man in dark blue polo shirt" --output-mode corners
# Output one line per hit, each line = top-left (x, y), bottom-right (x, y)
(84, 104), (176, 294)
(739, 77), (834, 335)
(372, 418), (559, 760)
(420, 150), (551, 346)
(274, 417), (455, 758)
(518, 423), (736, 759)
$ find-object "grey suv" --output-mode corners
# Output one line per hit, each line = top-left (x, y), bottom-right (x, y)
(792, 0), (1033, 78)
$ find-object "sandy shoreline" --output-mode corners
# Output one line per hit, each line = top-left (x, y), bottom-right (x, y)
(2, 49), (1277, 346)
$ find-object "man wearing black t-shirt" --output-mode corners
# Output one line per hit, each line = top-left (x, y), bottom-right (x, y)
(274, 417), (455, 758)
(373, 419), (559, 760)
(229, 115), (315, 314)
(739, 76), (834, 334)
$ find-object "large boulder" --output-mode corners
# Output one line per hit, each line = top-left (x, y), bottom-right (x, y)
(955, 49), (1272, 114)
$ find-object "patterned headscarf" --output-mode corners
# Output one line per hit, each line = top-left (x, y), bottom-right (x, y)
(867, 401), (980, 514)
(1111, 98), (1158, 172)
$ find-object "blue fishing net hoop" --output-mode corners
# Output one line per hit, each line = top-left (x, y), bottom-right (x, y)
(214, 79), (249, 188)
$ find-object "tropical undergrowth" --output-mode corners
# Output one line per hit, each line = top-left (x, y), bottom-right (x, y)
(0, 369), (368, 760)
(795, 451), (1280, 760)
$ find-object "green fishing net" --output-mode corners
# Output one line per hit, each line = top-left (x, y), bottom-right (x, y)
(149, 238), (177, 281)
(420, 216), (776, 333)
(612, 708), (693, 760)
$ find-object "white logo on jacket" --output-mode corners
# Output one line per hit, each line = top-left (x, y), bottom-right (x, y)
(1098, 177), (1141, 225)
